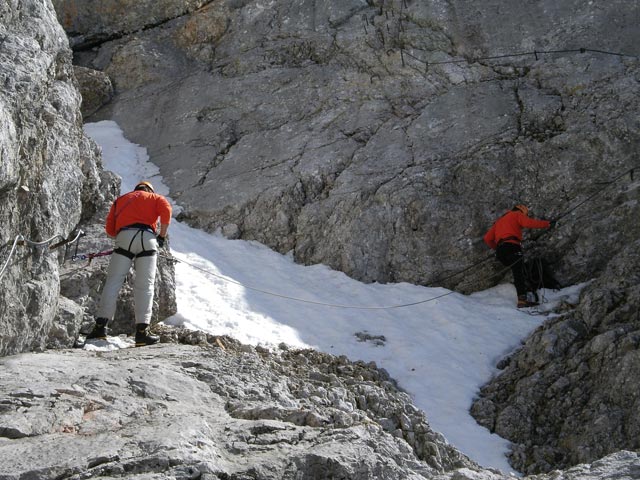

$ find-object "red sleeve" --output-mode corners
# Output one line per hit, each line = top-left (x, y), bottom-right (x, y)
(520, 215), (550, 230)
(483, 224), (498, 249)
(156, 195), (172, 225)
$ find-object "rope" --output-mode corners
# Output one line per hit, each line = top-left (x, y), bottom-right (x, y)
(523, 164), (638, 251)
(18, 233), (65, 248)
(407, 48), (639, 70)
(1, 231), (88, 280)
(369, 18), (640, 71)
(49, 230), (85, 250)
(0, 235), (25, 280)
(160, 253), (456, 310)
(71, 249), (114, 262)
(428, 252), (495, 285)
(552, 166), (637, 222)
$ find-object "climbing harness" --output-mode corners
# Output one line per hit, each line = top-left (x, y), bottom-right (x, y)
(113, 226), (157, 260)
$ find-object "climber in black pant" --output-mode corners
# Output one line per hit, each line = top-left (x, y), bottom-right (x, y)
(484, 204), (554, 308)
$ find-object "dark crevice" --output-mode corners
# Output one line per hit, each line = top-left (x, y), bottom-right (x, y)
(69, 0), (219, 52)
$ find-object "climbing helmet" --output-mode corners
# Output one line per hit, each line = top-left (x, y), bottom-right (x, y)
(135, 181), (155, 193)
(514, 204), (529, 216)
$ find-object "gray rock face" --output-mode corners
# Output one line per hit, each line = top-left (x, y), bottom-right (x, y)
(0, 0), (176, 356)
(65, 0), (639, 293)
(471, 240), (640, 474)
(0, 0), (103, 356)
(51, 0), (214, 49)
(74, 66), (113, 118)
(0, 336), (476, 479)
(524, 451), (640, 480)
(4, 1), (639, 477)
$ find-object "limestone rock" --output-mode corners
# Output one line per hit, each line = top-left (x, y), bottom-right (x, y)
(7, 0), (639, 476)
(74, 66), (113, 118)
(0, 0), (176, 356)
(525, 451), (640, 480)
(435, 451), (640, 480)
(470, 241), (640, 474)
(48, 296), (84, 349)
(0, 0), (104, 356)
(51, 0), (214, 49)
(0, 340), (476, 479)
(2, 335), (639, 479)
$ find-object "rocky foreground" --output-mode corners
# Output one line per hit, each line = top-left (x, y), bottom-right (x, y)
(1, 330), (639, 480)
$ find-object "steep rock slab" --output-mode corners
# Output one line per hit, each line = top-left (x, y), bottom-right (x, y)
(64, 0), (639, 292)
(0, 0), (106, 356)
(51, 0), (215, 49)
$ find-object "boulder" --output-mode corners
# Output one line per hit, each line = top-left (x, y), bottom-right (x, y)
(74, 66), (113, 117)
(0, 339), (475, 479)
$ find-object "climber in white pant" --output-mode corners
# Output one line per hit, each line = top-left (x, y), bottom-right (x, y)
(96, 228), (158, 324)
(86, 180), (172, 346)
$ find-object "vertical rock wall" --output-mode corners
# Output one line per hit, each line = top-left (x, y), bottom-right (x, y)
(0, 1), (176, 356)
(0, 0), (99, 355)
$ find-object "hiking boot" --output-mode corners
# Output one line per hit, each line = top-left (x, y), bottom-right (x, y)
(517, 295), (539, 308)
(85, 317), (109, 340)
(135, 324), (159, 347)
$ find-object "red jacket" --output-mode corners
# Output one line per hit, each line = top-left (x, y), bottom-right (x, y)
(105, 190), (172, 237)
(483, 210), (549, 250)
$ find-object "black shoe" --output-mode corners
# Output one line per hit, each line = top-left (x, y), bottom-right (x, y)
(85, 317), (109, 340)
(135, 324), (159, 347)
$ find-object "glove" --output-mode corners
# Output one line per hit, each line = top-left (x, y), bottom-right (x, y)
(157, 235), (166, 248)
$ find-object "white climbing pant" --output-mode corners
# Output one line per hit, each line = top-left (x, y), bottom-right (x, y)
(96, 228), (158, 325)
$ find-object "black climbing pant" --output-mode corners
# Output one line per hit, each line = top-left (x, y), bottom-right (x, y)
(495, 242), (526, 297)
